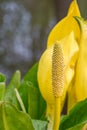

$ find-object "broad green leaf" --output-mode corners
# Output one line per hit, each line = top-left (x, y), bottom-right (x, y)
(59, 99), (87, 130)
(66, 122), (87, 130)
(0, 101), (34, 130)
(0, 83), (5, 101)
(18, 81), (29, 112)
(4, 71), (21, 108)
(19, 63), (39, 113)
(28, 82), (39, 118)
(19, 80), (46, 119)
(27, 82), (46, 119)
(0, 73), (6, 82)
(19, 63), (46, 119)
(7, 70), (21, 90)
(24, 63), (38, 87)
(32, 120), (47, 130)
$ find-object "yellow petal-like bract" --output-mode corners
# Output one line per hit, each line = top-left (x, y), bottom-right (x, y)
(37, 32), (79, 106)
(67, 0), (80, 16)
(37, 1), (81, 129)
(47, 0), (80, 47)
(68, 18), (87, 111)
(75, 17), (87, 101)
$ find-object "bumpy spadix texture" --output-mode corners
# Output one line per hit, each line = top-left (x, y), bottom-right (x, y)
(52, 43), (64, 97)
(37, 32), (79, 106)
(37, 0), (80, 125)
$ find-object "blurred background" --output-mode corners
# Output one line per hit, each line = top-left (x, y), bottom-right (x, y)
(0, 0), (87, 81)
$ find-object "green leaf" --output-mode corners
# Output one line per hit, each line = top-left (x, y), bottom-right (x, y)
(0, 73), (6, 82)
(0, 83), (5, 101)
(28, 82), (39, 118)
(19, 63), (46, 119)
(0, 101), (34, 130)
(59, 99), (87, 130)
(24, 63), (38, 87)
(4, 71), (21, 108)
(19, 80), (46, 119)
(18, 81), (29, 112)
(28, 81), (45, 119)
(19, 63), (39, 113)
(66, 122), (87, 130)
(32, 120), (47, 130)
(7, 70), (21, 90)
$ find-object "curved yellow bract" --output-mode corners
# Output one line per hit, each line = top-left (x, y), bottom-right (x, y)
(75, 18), (87, 102)
(38, 46), (54, 105)
(67, 0), (80, 16)
(47, 0), (80, 48)
(38, 32), (79, 107)
(37, 1), (81, 129)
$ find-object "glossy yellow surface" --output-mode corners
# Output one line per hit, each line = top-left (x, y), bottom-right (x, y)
(38, 32), (79, 106)
(47, 0), (80, 47)
(37, 0), (81, 129)
(75, 18), (87, 101)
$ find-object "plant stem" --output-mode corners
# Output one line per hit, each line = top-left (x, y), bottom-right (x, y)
(53, 97), (60, 130)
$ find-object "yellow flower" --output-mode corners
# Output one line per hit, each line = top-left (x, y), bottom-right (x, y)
(38, 32), (78, 104)
(37, 0), (80, 129)
(38, 32), (79, 130)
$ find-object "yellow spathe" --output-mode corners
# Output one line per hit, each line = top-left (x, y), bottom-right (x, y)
(38, 32), (79, 107)
(68, 17), (87, 111)
(37, 1), (81, 129)
(47, 0), (80, 47)
(67, 0), (80, 16)
(75, 17), (87, 101)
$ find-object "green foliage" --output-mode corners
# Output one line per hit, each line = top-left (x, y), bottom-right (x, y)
(24, 63), (38, 87)
(0, 83), (5, 101)
(4, 71), (21, 109)
(0, 73), (6, 82)
(0, 63), (87, 130)
(0, 73), (6, 101)
(0, 101), (34, 130)
(0, 63), (47, 130)
(19, 63), (46, 119)
(32, 120), (47, 130)
(59, 99), (87, 130)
